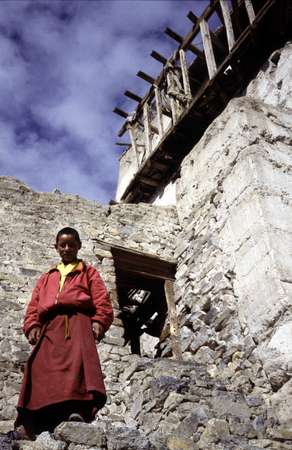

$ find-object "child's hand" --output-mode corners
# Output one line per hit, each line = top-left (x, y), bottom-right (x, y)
(92, 322), (104, 342)
(28, 327), (41, 345)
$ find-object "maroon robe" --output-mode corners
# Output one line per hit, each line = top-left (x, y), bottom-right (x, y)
(16, 262), (113, 435)
(16, 312), (106, 433)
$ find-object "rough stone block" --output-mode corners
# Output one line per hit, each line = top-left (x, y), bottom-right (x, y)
(54, 422), (107, 447)
(107, 426), (152, 450)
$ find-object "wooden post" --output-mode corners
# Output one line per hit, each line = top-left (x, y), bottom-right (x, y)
(244, 0), (256, 25)
(166, 72), (178, 124)
(154, 86), (164, 138)
(179, 49), (192, 100)
(127, 125), (140, 170)
(220, 0), (235, 51)
(200, 19), (217, 79)
(143, 103), (152, 156)
(164, 280), (183, 360)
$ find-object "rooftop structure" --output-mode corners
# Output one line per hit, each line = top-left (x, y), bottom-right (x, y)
(114, 0), (292, 203)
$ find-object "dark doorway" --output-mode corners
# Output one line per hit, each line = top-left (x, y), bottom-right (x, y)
(112, 247), (176, 357)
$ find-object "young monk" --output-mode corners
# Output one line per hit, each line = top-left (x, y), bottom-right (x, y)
(13, 227), (113, 439)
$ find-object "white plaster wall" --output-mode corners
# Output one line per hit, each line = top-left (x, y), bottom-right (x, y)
(177, 94), (292, 376)
(153, 181), (176, 206)
(246, 42), (292, 109)
(116, 146), (138, 201)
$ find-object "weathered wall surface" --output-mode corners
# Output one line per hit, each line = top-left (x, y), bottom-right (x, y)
(246, 42), (292, 110)
(173, 42), (292, 443)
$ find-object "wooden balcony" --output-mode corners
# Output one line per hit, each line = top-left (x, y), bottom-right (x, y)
(114, 0), (292, 203)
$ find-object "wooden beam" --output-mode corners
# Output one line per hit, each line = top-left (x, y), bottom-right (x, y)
(187, 10), (198, 26)
(166, 72), (179, 124)
(139, 176), (160, 187)
(137, 71), (155, 84)
(165, 27), (204, 59)
(219, 0), (235, 51)
(124, 90), (142, 103)
(112, 248), (176, 281)
(115, 142), (130, 147)
(154, 86), (164, 137)
(113, 107), (129, 119)
(164, 280), (183, 360)
(143, 103), (152, 156)
(151, 50), (167, 65)
(187, 43), (205, 59)
(149, 160), (168, 171)
(244, 0), (256, 24)
(165, 27), (183, 44)
(179, 49), (192, 99)
(200, 19), (217, 79)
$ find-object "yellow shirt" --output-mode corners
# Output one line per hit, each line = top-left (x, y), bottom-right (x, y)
(57, 261), (79, 290)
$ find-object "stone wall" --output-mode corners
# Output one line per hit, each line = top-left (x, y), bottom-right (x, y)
(171, 42), (292, 444)
(0, 176), (180, 437)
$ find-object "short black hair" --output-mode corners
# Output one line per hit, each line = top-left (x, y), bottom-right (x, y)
(56, 227), (81, 244)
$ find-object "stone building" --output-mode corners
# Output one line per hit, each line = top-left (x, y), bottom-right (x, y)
(1, 1), (292, 449)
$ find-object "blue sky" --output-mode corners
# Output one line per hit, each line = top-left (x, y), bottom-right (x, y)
(0, 0), (209, 203)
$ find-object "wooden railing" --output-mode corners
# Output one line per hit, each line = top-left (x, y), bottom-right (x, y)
(113, 0), (290, 203)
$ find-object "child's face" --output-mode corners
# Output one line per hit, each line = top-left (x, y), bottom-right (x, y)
(55, 233), (81, 264)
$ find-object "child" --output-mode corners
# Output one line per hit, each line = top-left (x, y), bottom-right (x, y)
(13, 227), (113, 439)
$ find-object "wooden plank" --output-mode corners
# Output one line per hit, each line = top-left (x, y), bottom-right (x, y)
(187, 10), (198, 26)
(220, 0), (235, 51)
(179, 49), (192, 99)
(187, 43), (205, 59)
(143, 103), (152, 156)
(166, 72), (178, 124)
(200, 19), (217, 79)
(149, 160), (168, 171)
(164, 280), (183, 360)
(165, 27), (204, 59)
(124, 90), (142, 103)
(139, 176), (160, 187)
(137, 71), (155, 84)
(165, 27), (183, 43)
(111, 246), (176, 280)
(113, 107), (129, 119)
(244, 0), (256, 24)
(154, 86), (164, 137)
(151, 50), (167, 65)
